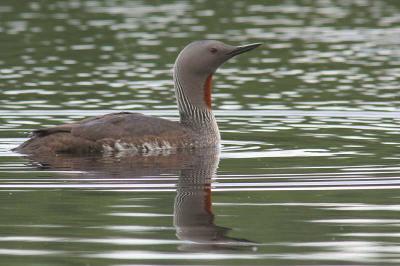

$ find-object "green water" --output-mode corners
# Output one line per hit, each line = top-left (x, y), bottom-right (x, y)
(1, 0), (400, 265)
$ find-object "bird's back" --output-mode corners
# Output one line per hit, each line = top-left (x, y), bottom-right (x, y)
(14, 112), (197, 154)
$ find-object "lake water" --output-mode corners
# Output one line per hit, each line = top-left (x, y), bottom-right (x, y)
(1, 0), (400, 265)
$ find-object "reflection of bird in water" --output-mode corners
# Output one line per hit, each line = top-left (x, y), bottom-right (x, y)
(14, 41), (260, 155)
(174, 148), (255, 251)
(23, 147), (255, 251)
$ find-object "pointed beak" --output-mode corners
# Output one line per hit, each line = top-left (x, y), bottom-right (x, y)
(226, 43), (262, 57)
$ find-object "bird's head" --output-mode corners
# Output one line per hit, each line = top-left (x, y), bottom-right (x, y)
(174, 40), (261, 113)
(175, 40), (261, 75)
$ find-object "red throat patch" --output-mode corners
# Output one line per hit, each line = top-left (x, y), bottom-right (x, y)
(203, 74), (213, 109)
(204, 185), (212, 215)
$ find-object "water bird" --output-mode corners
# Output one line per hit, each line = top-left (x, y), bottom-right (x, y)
(14, 40), (261, 154)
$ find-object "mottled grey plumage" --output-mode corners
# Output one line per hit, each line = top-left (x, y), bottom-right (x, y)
(16, 112), (197, 154)
(14, 40), (260, 155)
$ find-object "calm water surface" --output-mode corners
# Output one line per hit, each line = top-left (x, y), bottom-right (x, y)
(1, 0), (400, 265)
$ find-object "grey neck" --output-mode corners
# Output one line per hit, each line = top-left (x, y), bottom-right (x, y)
(173, 63), (220, 138)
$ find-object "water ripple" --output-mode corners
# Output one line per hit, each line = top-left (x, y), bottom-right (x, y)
(1, 0), (400, 265)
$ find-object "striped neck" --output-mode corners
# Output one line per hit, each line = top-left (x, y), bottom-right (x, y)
(173, 63), (218, 133)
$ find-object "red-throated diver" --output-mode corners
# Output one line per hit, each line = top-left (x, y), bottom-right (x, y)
(14, 40), (261, 154)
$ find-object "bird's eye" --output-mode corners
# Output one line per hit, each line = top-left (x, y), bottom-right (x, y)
(210, 47), (218, 54)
